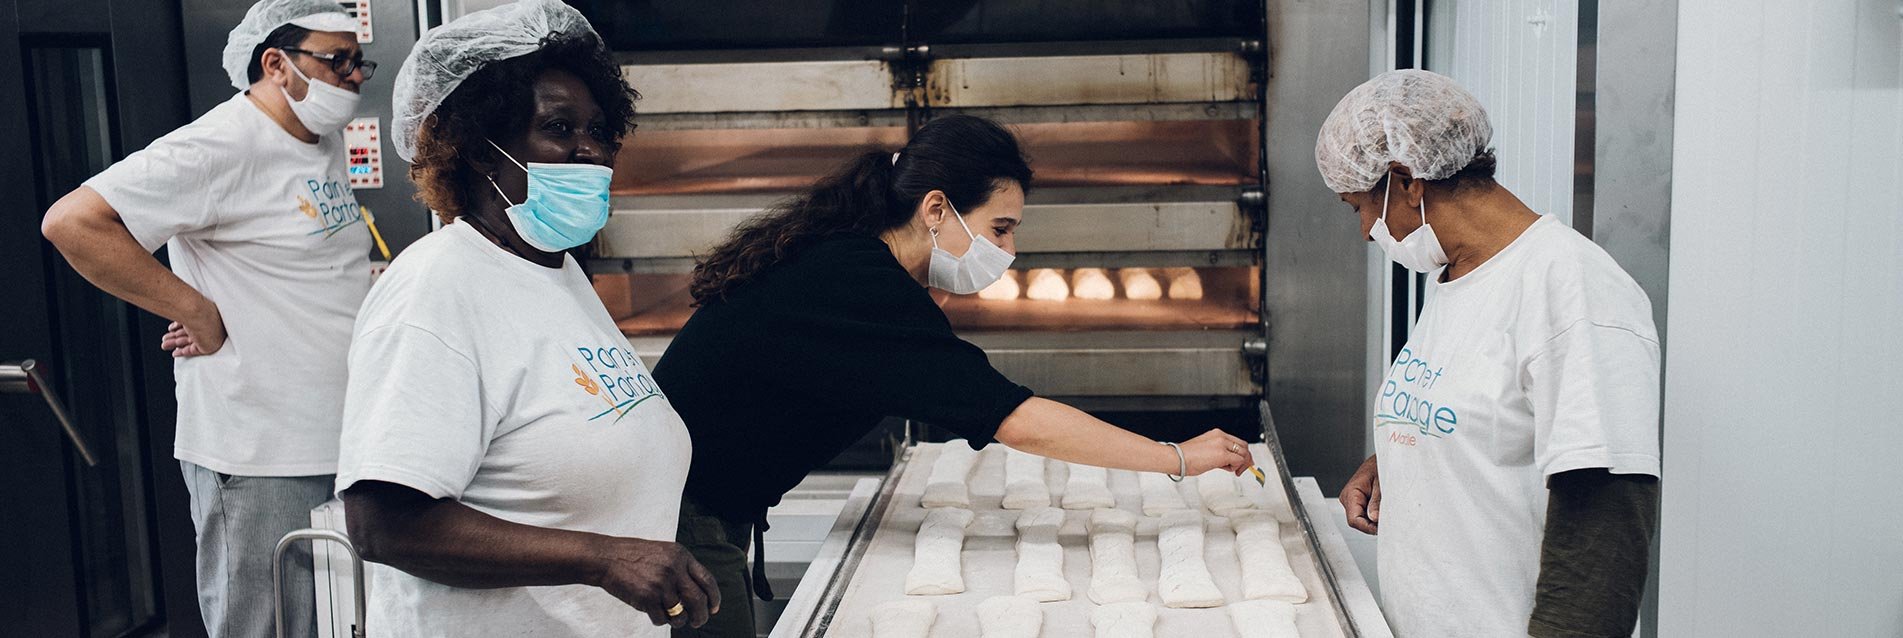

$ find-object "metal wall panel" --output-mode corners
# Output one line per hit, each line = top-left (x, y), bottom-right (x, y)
(970, 331), (1258, 396)
(597, 200), (1250, 260)
(623, 60), (901, 114)
(925, 52), (1253, 107)
(1261, 0), (1375, 492)
(1431, 0), (1581, 226)
(1011, 201), (1250, 253)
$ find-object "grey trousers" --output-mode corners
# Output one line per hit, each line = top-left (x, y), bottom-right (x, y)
(181, 460), (335, 638)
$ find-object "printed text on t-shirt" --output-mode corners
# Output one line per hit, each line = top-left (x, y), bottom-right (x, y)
(572, 345), (664, 423)
(1376, 346), (1458, 438)
(298, 177), (362, 239)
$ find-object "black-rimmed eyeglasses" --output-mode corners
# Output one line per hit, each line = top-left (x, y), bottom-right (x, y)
(280, 47), (377, 81)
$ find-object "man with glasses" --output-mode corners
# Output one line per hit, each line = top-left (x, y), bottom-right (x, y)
(39, 1), (373, 635)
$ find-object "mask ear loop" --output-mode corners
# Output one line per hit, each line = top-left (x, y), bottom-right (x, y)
(944, 200), (978, 240)
(1380, 172), (1392, 222)
(482, 139), (528, 207)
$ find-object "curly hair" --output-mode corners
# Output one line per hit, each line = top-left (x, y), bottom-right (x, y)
(688, 115), (1033, 303)
(409, 33), (638, 224)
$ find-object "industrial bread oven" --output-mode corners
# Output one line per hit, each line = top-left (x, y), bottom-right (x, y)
(584, 0), (1336, 447)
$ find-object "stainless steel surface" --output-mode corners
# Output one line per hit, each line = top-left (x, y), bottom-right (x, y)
(1591, 0), (1676, 343)
(597, 199), (1253, 263)
(770, 477), (882, 638)
(620, 52), (1251, 117)
(924, 52), (1254, 107)
(966, 330), (1258, 397)
(1588, 4), (1677, 635)
(275, 529), (364, 638)
(1, 359), (99, 466)
(775, 420), (1387, 636)
(624, 60), (902, 114)
(789, 449), (914, 638)
(1260, 402), (1360, 636)
(610, 118), (1254, 197)
(626, 330), (1259, 399)
(1293, 478), (1393, 638)
(1260, 0), (1376, 490)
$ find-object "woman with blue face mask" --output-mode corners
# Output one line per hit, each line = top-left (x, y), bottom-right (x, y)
(333, 2), (718, 635)
(654, 114), (1257, 637)
(1316, 70), (1662, 638)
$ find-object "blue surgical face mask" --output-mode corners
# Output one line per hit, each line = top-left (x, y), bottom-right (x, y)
(484, 139), (614, 253)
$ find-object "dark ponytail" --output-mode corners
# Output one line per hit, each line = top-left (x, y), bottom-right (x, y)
(689, 115), (1033, 303)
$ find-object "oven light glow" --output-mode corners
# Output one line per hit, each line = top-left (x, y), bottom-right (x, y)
(1070, 268), (1115, 300)
(977, 269), (1022, 300)
(1025, 268), (1070, 301)
(1165, 267), (1203, 300)
(1119, 268), (1163, 300)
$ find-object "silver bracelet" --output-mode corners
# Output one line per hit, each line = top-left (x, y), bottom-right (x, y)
(1161, 441), (1186, 482)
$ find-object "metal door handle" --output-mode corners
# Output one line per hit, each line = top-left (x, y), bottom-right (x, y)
(276, 528), (366, 638)
(1, 360), (99, 467)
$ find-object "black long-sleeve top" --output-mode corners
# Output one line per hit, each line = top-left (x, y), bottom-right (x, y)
(654, 234), (1033, 524)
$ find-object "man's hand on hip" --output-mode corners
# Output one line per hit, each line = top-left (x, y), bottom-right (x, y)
(162, 302), (227, 357)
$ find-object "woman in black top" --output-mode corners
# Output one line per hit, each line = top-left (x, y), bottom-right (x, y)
(654, 115), (1255, 637)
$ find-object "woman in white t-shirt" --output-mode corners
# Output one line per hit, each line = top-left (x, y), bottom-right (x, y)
(332, 2), (717, 635)
(1314, 70), (1663, 638)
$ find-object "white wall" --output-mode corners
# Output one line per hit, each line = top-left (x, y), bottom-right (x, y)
(1659, 1), (1903, 636)
(1427, 0), (1580, 226)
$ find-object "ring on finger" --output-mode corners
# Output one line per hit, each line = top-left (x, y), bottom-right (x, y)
(666, 603), (685, 617)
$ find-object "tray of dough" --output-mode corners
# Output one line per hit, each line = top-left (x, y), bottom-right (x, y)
(787, 440), (1371, 638)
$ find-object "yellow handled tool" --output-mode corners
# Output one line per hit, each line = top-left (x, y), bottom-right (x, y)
(362, 205), (392, 261)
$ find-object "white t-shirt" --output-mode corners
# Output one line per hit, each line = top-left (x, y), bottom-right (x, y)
(335, 221), (691, 637)
(84, 93), (370, 476)
(1372, 216), (1661, 637)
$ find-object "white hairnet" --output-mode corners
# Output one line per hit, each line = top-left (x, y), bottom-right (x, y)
(1314, 69), (1493, 194)
(221, 0), (358, 91)
(390, 0), (602, 162)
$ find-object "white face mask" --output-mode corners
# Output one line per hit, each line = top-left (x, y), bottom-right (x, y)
(279, 57), (360, 134)
(927, 201), (1015, 294)
(1369, 172), (1449, 274)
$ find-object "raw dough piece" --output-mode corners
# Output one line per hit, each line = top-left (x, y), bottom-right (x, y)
(1013, 507), (1072, 601)
(921, 440), (978, 508)
(1138, 471), (1187, 516)
(1025, 268), (1070, 301)
(1197, 470), (1254, 516)
(975, 595), (1044, 638)
(1164, 267), (1203, 300)
(1156, 510), (1225, 608)
(871, 599), (937, 638)
(1227, 599), (1300, 638)
(1089, 602), (1157, 638)
(905, 507), (974, 595)
(1231, 511), (1308, 602)
(1119, 268), (1162, 300)
(1061, 463), (1115, 510)
(1002, 449), (1051, 510)
(1071, 268), (1115, 300)
(1087, 509), (1146, 604)
(978, 270), (1022, 300)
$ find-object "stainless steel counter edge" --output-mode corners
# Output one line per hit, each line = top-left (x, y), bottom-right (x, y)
(779, 452), (917, 638)
(770, 477), (884, 638)
(770, 428), (1391, 636)
(1294, 477), (1394, 638)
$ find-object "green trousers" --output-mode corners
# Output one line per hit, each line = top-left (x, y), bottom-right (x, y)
(672, 497), (757, 638)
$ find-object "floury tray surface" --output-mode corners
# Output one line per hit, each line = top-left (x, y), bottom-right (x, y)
(816, 442), (1351, 638)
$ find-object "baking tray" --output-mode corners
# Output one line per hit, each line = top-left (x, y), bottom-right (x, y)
(781, 406), (1382, 637)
